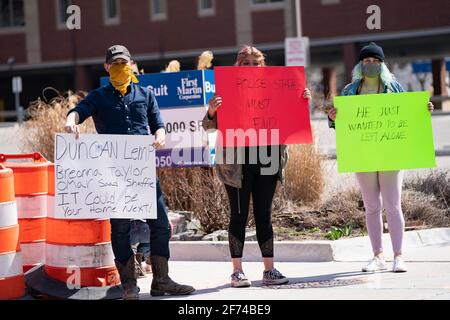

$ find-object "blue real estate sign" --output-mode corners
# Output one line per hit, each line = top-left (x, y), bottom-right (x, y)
(101, 70), (216, 168)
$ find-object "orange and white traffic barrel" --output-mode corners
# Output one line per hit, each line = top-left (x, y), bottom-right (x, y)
(45, 164), (119, 287)
(0, 165), (25, 300)
(0, 153), (49, 272)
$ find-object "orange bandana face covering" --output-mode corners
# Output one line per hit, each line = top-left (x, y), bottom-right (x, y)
(109, 64), (139, 96)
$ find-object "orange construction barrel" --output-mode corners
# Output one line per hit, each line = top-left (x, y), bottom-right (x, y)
(45, 164), (119, 287)
(0, 153), (49, 272)
(0, 165), (25, 299)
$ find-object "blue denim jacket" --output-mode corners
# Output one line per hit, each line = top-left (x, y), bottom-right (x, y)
(69, 83), (165, 135)
(329, 79), (405, 128)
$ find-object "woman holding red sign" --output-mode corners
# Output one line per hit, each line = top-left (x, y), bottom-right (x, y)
(327, 42), (434, 273)
(203, 45), (312, 288)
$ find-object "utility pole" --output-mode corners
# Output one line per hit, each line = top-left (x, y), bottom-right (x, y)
(295, 0), (302, 37)
(286, 0), (309, 67)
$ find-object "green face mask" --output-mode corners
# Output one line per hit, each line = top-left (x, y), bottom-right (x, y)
(362, 63), (382, 78)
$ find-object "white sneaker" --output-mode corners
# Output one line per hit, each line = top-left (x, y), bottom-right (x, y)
(392, 257), (408, 273)
(362, 257), (388, 272)
(231, 271), (251, 288)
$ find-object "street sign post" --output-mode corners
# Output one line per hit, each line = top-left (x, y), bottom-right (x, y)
(12, 76), (24, 123)
(285, 37), (310, 67)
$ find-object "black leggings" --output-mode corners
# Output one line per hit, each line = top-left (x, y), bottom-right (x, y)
(225, 164), (278, 258)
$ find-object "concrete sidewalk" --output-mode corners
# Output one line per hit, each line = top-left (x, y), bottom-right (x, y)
(137, 261), (450, 300)
(134, 228), (450, 300)
(25, 228), (450, 300)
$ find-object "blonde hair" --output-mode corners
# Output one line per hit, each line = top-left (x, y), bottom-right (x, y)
(165, 60), (181, 73)
(197, 50), (214, 70)
(235, 45), (266, 66)
(352, 61), (395, 85)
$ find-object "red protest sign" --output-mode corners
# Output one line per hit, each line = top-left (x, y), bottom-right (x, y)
(215, 66), (312, 147)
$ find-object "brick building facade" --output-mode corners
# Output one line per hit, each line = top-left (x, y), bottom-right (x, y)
(0, 0), (449, 117)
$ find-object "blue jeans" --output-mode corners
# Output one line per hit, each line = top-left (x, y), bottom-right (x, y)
(130, 220), (151, 260)
(110, 179), (171, 264)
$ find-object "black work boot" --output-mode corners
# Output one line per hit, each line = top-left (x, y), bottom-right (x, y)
(150, 256), (195, 296)
(114, 254), (140, 300)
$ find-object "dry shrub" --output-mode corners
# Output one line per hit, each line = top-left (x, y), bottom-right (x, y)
(284, 144), (326, 205)
(320, 187), (362, 215)
(402, 189), (449, 227)
(159, 142), (328, 234)
(158, 145), (325, 233)
(404, 170), (450, 213)
(272, 187), (365, 231)
(158, 167), (229, 234)
(157, 168), (192, 210)
(160, 167), (449, 235)
(319, 187), (365, 229)
(19, 91), (96, 161)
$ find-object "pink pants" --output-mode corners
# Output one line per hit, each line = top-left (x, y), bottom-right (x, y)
(355, 171), (405, 255)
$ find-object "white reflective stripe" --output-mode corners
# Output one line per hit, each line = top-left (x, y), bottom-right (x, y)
(0, 252), (23, 278)
(47, 195), (55, 218)
(46, 243), (115, 268)
(16, 195), (47, 219)
(21, 242), (45, 266)
(0, 201), (18, 228)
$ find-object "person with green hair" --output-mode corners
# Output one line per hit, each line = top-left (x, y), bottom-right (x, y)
(327, 42), (434, 273)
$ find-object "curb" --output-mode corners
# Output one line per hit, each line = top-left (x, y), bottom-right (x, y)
(170, 228), (450, 263)
(170, 241), (334, 262)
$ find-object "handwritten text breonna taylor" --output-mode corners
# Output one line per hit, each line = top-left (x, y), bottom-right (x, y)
(54, 134), (157, 219)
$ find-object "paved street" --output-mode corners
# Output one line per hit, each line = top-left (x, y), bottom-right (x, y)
(2, 113), (449, 157)
(134, 229), (450, 300)
(311, 112), (450, 157)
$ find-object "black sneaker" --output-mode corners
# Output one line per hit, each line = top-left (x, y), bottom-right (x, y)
(262, 268), (289, 285)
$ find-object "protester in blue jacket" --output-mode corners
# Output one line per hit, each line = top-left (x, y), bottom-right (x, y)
(65, 45), (194, 299)
(327, 42), (434, 273)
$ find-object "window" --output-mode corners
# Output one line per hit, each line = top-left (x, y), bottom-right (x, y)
(250, 0), (285, 11)
(0, 0), (24, 29)
(103, 0), (120, 25)
(198, 0), (215, 17)
(56, 0), (72, 29)
(252, 0), (284, 3)
(321, 0), (340, 5)
(150, 0), (167, 21)
(252, 0), (284, 5)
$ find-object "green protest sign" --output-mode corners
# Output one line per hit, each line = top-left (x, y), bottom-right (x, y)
(333, 91), (436, 173)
